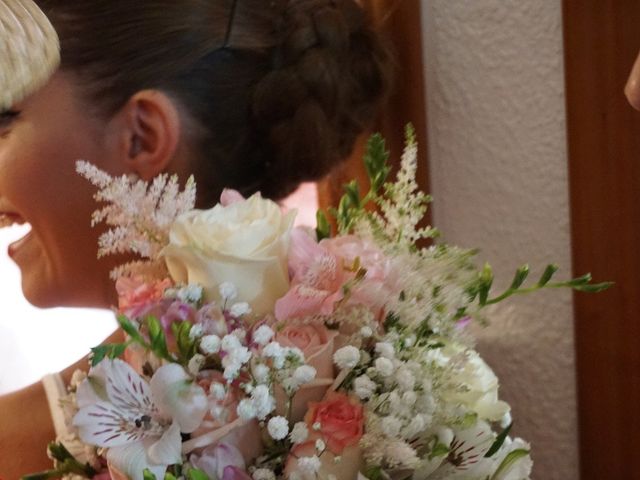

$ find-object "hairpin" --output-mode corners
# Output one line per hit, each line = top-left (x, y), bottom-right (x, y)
(222, 0), (239, 49)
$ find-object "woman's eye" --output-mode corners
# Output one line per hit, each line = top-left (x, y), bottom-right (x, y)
(0, 110), (20, 137)
(0, 110), (20, 128)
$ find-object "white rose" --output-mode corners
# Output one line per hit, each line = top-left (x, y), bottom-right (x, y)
(162, 192), (295, 317)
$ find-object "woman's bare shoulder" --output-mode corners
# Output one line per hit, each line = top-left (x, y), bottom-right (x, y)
(0, 329), (123, 478)
(0, 381), (56, 478)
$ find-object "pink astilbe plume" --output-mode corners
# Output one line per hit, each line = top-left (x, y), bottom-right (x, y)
(76, 161), (196, 280)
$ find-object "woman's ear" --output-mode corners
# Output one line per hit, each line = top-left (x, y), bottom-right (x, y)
(116, 90), (182, 180)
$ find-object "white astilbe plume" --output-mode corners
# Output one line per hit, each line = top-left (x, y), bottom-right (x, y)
(353, 127), (438, 254)
(377, 133), (437, 249)
(76, 161), (196, 279)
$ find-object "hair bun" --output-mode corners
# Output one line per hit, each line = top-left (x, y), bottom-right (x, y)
(250, 0), (392, 199)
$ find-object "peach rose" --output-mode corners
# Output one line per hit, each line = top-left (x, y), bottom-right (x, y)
(116, 276), (172, 318)
(285, 392), (365, 479)
(274, 323), (338, 421)
(304, 391), (364, 454)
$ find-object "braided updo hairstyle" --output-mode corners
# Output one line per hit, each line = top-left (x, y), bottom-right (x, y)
(36, 0), (392, 204)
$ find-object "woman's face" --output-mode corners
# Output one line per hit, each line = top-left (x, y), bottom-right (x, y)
(625, 50), (640, 110)
(0, 73), (122, 308)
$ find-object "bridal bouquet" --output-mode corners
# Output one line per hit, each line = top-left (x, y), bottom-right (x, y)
(27, 127), (609, 480)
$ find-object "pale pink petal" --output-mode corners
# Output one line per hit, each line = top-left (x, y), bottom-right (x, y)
(220, 189), (245, 206)
(275, 285), (334, 321)
(182, 417), (246, 453)
(150, 364), (208, 433)
(107, 440), (167, 480)
(74, 401), (143, 448)
(148, 421), (182, 465)
(222, 466), (252, 480)
(287, 227), (325, 280)
(104, 359), (155, 415)
(191, 443), (246, 479)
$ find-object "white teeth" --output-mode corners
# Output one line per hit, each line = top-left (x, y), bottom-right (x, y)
(0, 213), (24, 229)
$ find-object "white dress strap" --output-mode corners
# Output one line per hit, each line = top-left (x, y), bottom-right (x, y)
(42, 372), (68, 437)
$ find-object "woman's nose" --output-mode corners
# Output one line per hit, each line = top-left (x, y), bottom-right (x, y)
(625, 51), (640, 110)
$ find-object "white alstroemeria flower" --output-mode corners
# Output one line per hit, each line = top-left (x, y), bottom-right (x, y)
(73, 359), (208, 480)
(489, 437), (533, 480)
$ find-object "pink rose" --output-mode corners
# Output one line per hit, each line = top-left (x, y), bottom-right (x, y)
(190, 443), (246, 479)
(274, 323), (338, 421)
(323, 235), (399, 317)
(275, 228), (350, 320)
(275, 229), (399, 322)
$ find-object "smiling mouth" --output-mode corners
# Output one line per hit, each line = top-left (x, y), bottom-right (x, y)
(0, 212), (27, 229)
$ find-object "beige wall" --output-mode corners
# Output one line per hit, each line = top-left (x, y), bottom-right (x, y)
(421, 1), (577, 479)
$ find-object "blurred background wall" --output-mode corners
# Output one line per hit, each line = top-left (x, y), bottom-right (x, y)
(421, 2), (577, 479)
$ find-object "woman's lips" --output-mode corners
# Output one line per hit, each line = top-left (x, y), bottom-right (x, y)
(0, 214), (33, 258)
(0, 212), (26, 228)
(7, 226), (34, 259)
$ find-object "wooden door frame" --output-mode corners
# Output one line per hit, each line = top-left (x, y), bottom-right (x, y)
(563, 1), (640, 478)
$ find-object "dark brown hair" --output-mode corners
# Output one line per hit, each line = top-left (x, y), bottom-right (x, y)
(36, 0), (392, 203)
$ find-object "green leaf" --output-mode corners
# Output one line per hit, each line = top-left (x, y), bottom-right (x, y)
(90, 343), (127, 366)
(572, 281), (614, 293)
(566, 273), (592, 286)
(143, 469), (158, 480)
(47, 442), (74, 462)
(21, 442), (98, 479)
(315, 211), (331, 240)
(173, 320), (196, 363)
(164, 474), (178, 480)
(429, 441), (450, 459)
(478, 263), (494, 306)
(537, 264), (558, 287)
(21, 471), (63, 480)
(363, 465), (385, 480)
(345, 180), (361, 208)
(485, 423), (513, 458)
(363, 133), (390, 183)
(185, 468), (211, 480)
(147, 316), (170, 359)
(118, 315), (145, 344)
(509, 265), (530, 290)
(90, 345), (108, 366)
(490, 449), (530, 480)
